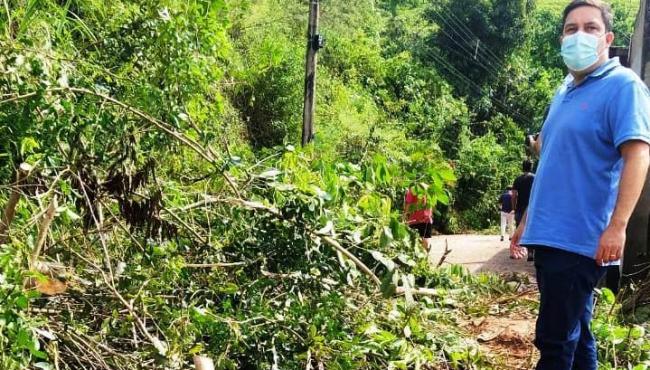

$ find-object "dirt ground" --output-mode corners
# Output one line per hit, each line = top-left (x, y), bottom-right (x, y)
(429, 234), (540, 369)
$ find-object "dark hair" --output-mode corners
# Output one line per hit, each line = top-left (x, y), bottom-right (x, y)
(562, 0), (613, 32)
(506, 186), (513, 190)
(523, 160), (533, 172)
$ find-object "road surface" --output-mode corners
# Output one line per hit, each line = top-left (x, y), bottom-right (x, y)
(428, 234), (536, 276)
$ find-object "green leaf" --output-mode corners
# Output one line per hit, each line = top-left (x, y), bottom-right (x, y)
(20, 137), (40, 156)
(600, 288), (616, 305)
(438, 168), (456, 182)
(380, 269), (396, 298)
(15, 295), (29, 310)
(437, 191), (450, 205)
(630, 325), (645, 339)
(610, 326), (629, 344)
(218, 283), (239, 295)
(188, 343), (204, 355)
(379, 226), (394, 249)
(371, 250), (395, 271)
(372, 330), (398, 344)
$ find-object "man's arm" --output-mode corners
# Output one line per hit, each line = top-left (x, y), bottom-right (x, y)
(595, 140), (650, 265)
(510, 210), (528, 259)
(511, 191), (518, 212)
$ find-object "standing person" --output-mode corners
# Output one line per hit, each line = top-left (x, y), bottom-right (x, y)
(511, 2), (650, 369)
(404, 187), (433, 253)
(512, 160), (535, 260)
(512, 160), (535, 227)
(498, 187), (515, 242)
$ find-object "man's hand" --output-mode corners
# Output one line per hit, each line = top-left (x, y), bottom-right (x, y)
(594, 223), (626, 265)
(510, 224), (527, 259)
(594, 140), (650, 265)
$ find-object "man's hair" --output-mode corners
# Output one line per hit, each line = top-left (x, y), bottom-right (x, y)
(562, 0), (614, 32)
(506, 186), (513, 190)
(523, 160), (533, 172)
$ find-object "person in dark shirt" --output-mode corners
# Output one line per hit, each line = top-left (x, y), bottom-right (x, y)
(498, 187), (514, 242)
(513, 160), (535, 224)
(512, 160), (535, 260)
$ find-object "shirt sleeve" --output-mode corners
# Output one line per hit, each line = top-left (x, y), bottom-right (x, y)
(608, 80), (650, 149)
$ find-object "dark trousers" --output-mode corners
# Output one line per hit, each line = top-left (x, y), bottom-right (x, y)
(532, 246), (606, 370)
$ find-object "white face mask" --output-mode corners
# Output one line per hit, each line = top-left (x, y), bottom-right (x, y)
(560, 31), (606, 72)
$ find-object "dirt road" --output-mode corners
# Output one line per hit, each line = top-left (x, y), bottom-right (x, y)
(428, 234), (536, 276)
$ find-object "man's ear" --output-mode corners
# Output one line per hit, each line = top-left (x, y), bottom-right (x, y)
(605, 32), (615, 46)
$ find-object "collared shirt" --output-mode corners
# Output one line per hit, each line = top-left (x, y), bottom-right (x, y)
(499, 192), (513, 213)
(521, 58), (650, 259)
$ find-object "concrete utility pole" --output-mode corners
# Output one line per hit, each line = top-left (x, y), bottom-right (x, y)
(302, 0), (323, 146)
(622, 0), (650, 282)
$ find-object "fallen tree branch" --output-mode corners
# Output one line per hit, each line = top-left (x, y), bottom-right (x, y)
(0, 88), (241, 198)
(30, 194), (58, 268)
(436, 239), (452, 268)
(319, 235), (381, 286)
(65, 87), (242, 198)
(395, 287), (440, 297)
(74, 173), (168, 356)
(219, 197), (383, 287)
(190, 196), (446, 295)
(184, 262), (247, 268)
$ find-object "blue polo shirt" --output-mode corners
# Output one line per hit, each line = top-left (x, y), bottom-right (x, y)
(521, 58), (650, 259)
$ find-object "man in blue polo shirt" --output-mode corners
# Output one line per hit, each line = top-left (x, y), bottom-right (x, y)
(510, 1), (650, 369)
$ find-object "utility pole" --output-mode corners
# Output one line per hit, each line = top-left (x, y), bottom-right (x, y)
(302, 0), (323, 146)
(615, 0), (650, 288)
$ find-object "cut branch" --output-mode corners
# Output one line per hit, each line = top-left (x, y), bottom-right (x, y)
(0, 88), (241, 198)
(30, 194), (58, 268)
(65, 87), (241, 198)
(320, 235), (381, 286)
(184, 262), (246, 268)
(436, 239), (452, 268)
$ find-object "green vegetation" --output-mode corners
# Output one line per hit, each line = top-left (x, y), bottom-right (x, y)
(0, 0), (647, 369)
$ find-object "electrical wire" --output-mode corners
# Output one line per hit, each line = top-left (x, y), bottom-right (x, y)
(428, 6), (506, 71)
(420, 48), (535, 127)
(442, 3), (507, 67)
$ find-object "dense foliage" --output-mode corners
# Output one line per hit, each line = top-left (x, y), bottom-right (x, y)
(0, 0), (647, 369)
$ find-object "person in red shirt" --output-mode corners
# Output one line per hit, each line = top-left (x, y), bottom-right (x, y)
(403, 187), (434, 252)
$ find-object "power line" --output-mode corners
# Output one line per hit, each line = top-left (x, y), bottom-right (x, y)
(441, 3), (507, 67)
(420, 49), (534, 127)
(431, 18), (503, 76)
(441, 44), (502, 77)
(428, 7), (505, 70)
(425, 7), (533, 125)
(432, 3), (508, 68)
